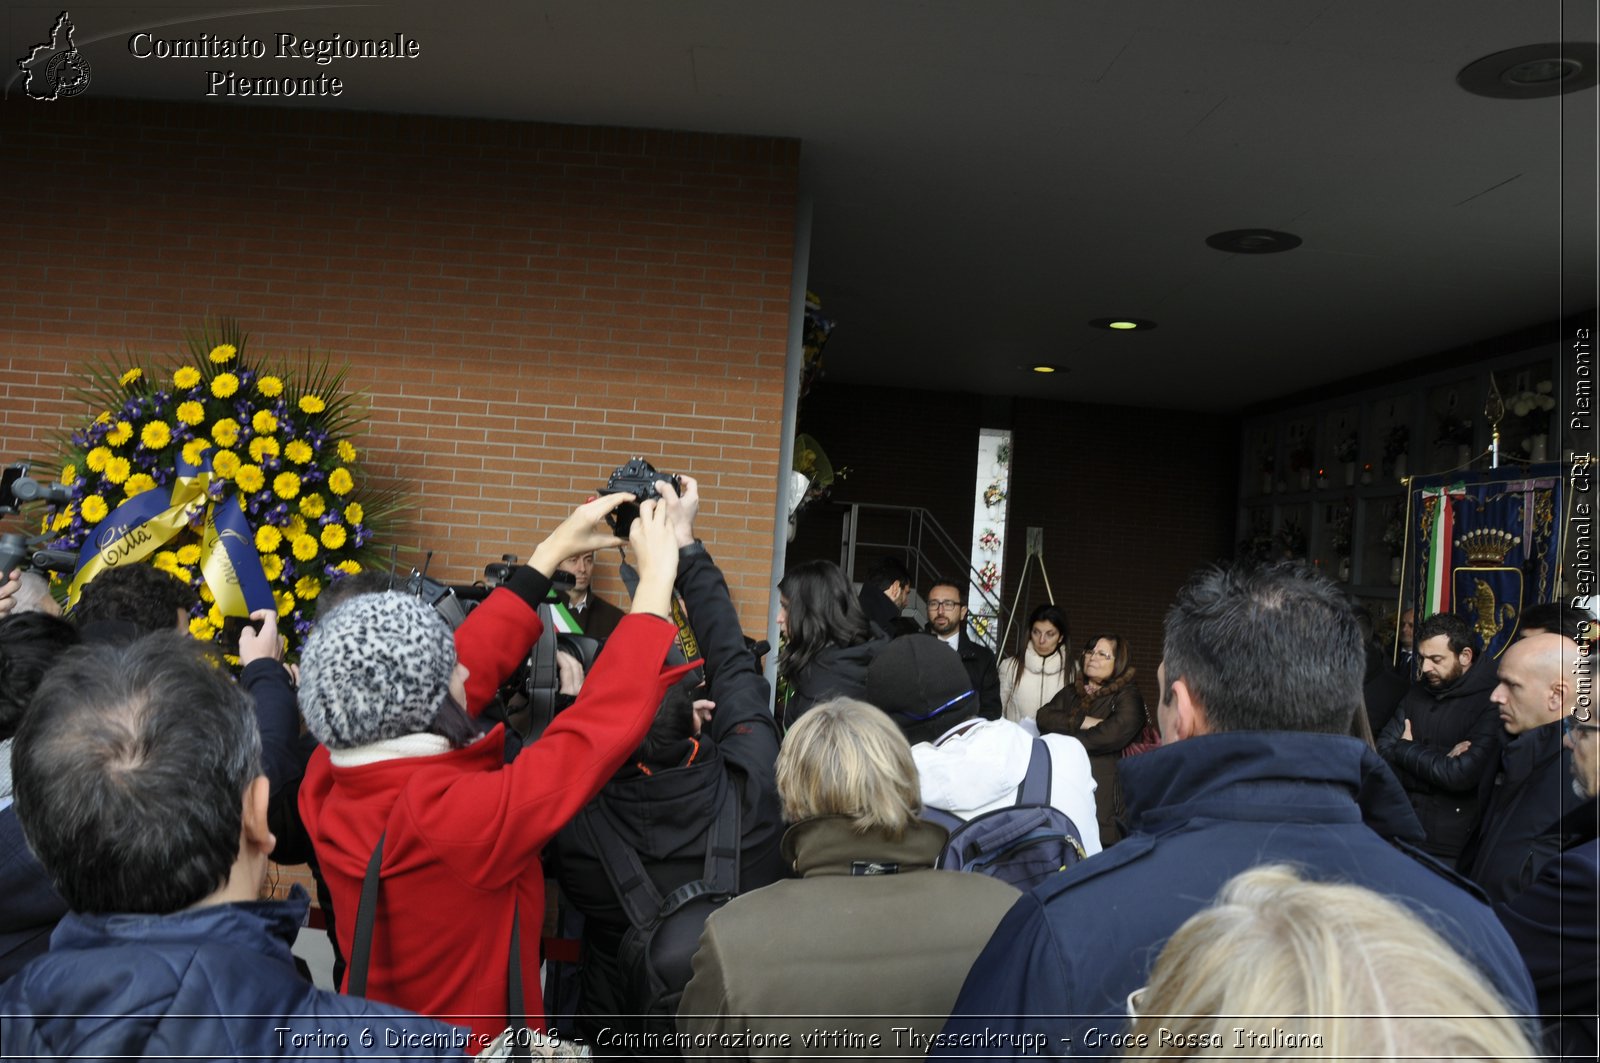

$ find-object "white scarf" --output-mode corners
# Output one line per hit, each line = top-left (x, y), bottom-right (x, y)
(328, 732), (453, 769)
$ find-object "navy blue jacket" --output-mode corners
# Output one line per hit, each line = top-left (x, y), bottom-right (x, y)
(1496, 800), (1599, 1060)
(0, 807), (66, 984)
(1460, 720), (1583, 903)
(933, 732), (1538, 1058)
(0, 889), (465, 1060)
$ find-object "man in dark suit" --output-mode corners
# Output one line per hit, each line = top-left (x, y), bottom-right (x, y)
(1494, 649), (1598, 1060)
(557, 550), (625, 640)
(857, 555), (912, 636)
(924, 578), (1001, 719)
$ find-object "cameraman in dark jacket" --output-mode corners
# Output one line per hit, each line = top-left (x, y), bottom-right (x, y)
(554, 476), (784, 1056)
(1378, 612), (1505, 861)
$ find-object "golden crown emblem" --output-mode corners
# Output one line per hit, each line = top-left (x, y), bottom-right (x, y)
(1455, 528), (1520, 566)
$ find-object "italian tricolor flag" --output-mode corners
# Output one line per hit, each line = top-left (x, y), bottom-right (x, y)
(1422, 483), (1467, 614)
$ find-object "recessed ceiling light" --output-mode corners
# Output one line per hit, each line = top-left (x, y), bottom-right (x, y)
(1030, 364), (1061, 373)
(1458, 42), (1599, 99)
(1205, 229), (1303, 254)
(1088, 318), (1156, 331)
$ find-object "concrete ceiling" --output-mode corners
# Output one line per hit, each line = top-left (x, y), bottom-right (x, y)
(8, 0), (1596, 411)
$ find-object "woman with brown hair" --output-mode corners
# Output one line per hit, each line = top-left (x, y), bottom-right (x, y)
(1035, 632), (1149, 845)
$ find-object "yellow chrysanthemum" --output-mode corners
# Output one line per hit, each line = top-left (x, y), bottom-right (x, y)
(251, 410), (278, 435)
(172, 565), (192, 584)
(189, 617), (216, 641)
(51, 506), (74, 531)
(299, 493), (326, 519)
(298, 394), (326, 415)
(181, 439), (213, 466)
(291, 534), (319, 562)
(173, 365), (202, 389)
(200, 584), (215, 603)
(294, 575), (322, 601)
(140, 422), (172, 449)
(209, 344), (237, 364)
(153, 551), (179, 572)
(284, 440), (314, 465)
(272, 471), (301, 500)
(93, 411), (111, 426)
(286, 515), (307, 539)
(319, 524), (347, 550)
(328, 467), (354, 495)
(123, 473), (156, 499)
(257, 375), (284, 398)
(235, 465), (265, 493)
(85, 447), (111, 472)
(335, 559), (362, 576)
(80, 495), (109, 523)
(342, 502), (364, 525)
(248, 437), (280, 463)
(274, 589), (296, 617)
(212, 418), (240, 447)
(177, 544), (202, 566)
(337, 440), (357, 463)
(256, 525), (283, 553)
(176, 401), (206, 426)
(106, 421), (133, 447)
(208, 604), (225, 628)
(261, 554), (284, 581)
(119, 367), (143, 387)
(211, 373), (239, 399)
(60, 464), (77, 485)
(104, 457), (131, 485)
(211, 450), (242, 479)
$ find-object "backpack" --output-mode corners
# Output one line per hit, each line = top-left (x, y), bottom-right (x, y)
(922, 738), (1086, 890)
(576, 779), (741, 1032)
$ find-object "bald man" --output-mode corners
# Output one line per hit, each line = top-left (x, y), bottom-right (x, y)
(1459, 633), (1588, 903)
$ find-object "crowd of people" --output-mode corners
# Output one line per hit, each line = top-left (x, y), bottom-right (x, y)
(0, 477), (1594, 1061)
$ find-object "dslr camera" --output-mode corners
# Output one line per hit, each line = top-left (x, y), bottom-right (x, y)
(602, 458), (682, 537)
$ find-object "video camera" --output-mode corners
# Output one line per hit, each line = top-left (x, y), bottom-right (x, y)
(0, 463), (78, 576)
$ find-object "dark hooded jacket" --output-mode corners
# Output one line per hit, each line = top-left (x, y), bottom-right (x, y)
(932, 732), (1538, 1057)
(780, 637), (887, 733)
(1377, 655), (1506, 858)
(0, 890), (460, 1060)
(554, 543), (784, 1052)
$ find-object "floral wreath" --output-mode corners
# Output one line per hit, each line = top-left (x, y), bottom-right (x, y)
(44, 322), (402, 659)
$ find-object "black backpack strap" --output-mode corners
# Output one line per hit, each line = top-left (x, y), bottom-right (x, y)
(1017, 738), (1054, 805)
(578, 804), (666, 931)
(507, 905), (528, 1062)
(346, 831), (386, 997)
(699, 775), (743, 898)
(526, 602), (561, 735)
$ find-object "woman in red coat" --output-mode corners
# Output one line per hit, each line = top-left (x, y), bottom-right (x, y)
(297, 494), (691, 1047)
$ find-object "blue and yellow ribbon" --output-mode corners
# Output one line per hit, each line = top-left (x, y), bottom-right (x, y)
(67, 453), (274, 618)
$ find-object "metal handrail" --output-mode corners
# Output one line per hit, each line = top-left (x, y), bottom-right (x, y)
(837, 502), (1005, 648)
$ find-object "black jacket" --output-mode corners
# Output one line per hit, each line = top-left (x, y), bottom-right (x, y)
(857, 584), (902, 637)
(780, 637), (887, 733)
(1495, 801), (1599, 1061)
(553, 543), (785, 1050)
(1377, 657), (1505, 859)
(1460, 720), (1583, 904)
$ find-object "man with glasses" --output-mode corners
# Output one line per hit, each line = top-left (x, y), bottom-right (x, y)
(1458, 632), (1589, 903)
(925, 579), (1002, 719)
(1494, 646), (1598, 1060)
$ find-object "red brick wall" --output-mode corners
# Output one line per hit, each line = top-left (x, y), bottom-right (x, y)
(790, 382), (1240, 706)
(0, 101), (798, 632)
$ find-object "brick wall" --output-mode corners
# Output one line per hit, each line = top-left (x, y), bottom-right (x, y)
(790, 381), (1240, 706)
(0, 100), (798, 633)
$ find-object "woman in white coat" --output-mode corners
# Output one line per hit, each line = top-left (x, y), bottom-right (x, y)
(999, 603), (1070, 726)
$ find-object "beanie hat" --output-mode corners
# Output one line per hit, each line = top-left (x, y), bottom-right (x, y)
(866, 634), (976, 736)
(298, 591), (457, 750)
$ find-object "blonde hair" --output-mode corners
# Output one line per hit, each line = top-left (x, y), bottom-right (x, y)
(776, 697), (921, 838)
(1128, 864), (1538, 1061)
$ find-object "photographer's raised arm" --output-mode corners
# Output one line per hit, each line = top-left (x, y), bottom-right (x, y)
(455, 493), (632, 714)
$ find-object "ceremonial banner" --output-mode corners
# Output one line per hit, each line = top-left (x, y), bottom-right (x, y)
(1404, 464), (1564, 662)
